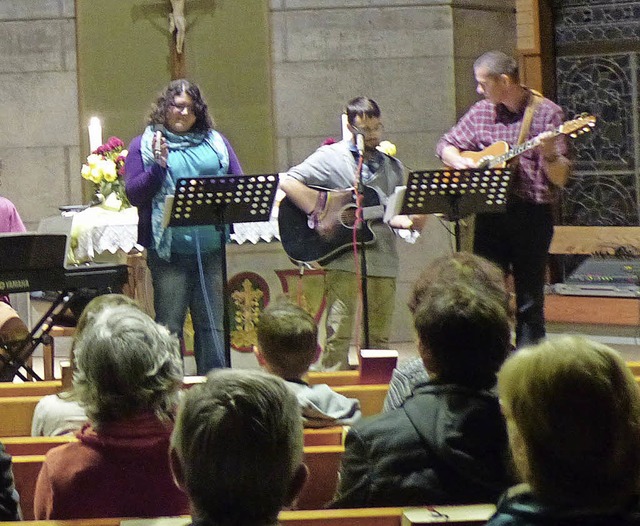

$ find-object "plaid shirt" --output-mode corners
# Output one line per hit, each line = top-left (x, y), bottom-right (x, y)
(436, 94), (566, 204)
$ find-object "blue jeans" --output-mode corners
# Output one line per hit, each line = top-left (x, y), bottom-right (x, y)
(147, 248), (226, 373)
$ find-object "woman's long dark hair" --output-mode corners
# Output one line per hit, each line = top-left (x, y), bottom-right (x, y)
(148, 79), (213, 134)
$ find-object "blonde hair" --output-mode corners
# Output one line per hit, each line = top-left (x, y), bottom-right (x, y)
(498, 335), (640, 507)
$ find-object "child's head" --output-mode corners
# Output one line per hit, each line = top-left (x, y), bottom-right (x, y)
(255, 299), (318, 379)
(170, 369), (307, 525)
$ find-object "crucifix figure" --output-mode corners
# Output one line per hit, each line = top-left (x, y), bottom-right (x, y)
(169, 0), (186, 54)
(168, 0), (186, 78)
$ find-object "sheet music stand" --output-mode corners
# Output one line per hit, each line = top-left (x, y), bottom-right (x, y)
(401, 168), (511, 251)
(167, 174), (279, 367)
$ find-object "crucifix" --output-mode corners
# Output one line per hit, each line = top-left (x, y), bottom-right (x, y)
(165, 0), (216, 79)
(169, 0), (187, 79)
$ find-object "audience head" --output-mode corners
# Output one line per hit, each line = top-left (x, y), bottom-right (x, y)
(414, 282), (510, 390)
(72, 304), (182, 426)
(498, 335), (640, 508)
(255, 299), (318, 379)
(408, 251), (508, 314)
(170, 369), (307, 526)
(72, 293), (140, 350)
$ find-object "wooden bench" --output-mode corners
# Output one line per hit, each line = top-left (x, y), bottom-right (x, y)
(11, 454), (44, 520)
(306, 370), (361, 386)
(2, 431), (333, 454)
(0, 381), (63, 398)
(0, 383), (385, 441)
(9, 504), (494, 526)
(303, 426), (345, 446)
(297, 445), (344, 509)
(628, 361), (640, 376)
(0, 397), (42, 437)
(2, 435), (77, 456)
(333, 384), (389, 417)
(10, 444), (346, 519)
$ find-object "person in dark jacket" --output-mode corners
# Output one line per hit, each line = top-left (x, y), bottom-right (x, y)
(487, 335), (640, 526)
(332, 281), (513, 508)
(0, 443), (20, 520)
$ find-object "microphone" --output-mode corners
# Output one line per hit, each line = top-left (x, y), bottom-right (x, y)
(355, 130), (365, 156)
(154, 124), (164, 161)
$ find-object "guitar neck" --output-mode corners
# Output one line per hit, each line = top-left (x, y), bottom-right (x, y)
(489, 129), (559, 168)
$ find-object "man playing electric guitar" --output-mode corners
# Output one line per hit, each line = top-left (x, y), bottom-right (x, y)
(437, 50), (571, 348)
(280, 96), (424, 371)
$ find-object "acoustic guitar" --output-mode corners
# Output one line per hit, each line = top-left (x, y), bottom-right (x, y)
(278, 185), (384, 266)
(460, 114), (596, 168)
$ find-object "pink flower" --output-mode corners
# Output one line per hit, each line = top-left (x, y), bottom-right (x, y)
(321, 137), (337, 146)
(107, 136), (124, 150)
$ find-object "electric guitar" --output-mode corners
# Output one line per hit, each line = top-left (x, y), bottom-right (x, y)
(278, 185), (384, 266)
(460, 114), (596, 168)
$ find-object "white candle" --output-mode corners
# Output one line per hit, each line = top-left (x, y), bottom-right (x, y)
(341, 113), (352, 142)
(88, 117), (103, 153)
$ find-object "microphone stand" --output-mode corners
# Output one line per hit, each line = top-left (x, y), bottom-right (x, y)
(355, 140), (371, 349)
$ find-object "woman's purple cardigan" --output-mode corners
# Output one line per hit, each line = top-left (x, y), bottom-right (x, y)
(124, 134), (244, 248)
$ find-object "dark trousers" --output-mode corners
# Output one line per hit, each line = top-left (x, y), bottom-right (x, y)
(473, 195), (554, 348)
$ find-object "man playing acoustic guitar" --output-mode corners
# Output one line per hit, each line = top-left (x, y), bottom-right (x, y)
(437, 50), (571, 348)
(280, 96), (423, 371)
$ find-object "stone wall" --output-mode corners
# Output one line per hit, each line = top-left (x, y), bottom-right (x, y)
(0, 0), (80, 230)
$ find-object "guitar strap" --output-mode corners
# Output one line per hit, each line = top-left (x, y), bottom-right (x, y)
(511, 89), (543, 169)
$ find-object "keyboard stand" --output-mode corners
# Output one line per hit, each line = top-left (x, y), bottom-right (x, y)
(0, 291), (75, 381)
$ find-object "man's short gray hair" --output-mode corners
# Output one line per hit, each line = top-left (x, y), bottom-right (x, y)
(73, 304), (183, 425)
(171, 369), (304, 526)
(474, 50), (519, 81)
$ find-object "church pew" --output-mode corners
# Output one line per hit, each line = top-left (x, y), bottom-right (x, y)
(2, 435), (77, 456)
(3, 504), (494, 526)
(0, 397), (41, 437)
(0, 377), (205, 437)
(11, 454), (44, 521)
(10, 445), (346, 519)
(2, 430), (334, 454)
(0, 381), (63, 398)
(627, 361), (640, 375)
(0, 376), (205, 398)
(303, 426), (345, 446)
(0, 383), (385, 441)
(333, 384), (389, 416)
(296, 445), (344, 510)
(306, 370), (361, 386)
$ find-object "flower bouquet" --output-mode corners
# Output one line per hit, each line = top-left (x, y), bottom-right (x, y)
(81, 136), (130, 210)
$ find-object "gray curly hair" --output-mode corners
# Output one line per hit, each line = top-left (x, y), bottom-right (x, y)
(72, 304), (183, 426)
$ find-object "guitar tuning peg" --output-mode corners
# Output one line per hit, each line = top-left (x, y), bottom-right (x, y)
(570, 133), (577, 138)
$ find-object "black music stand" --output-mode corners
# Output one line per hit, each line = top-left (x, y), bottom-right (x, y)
(167, 174), (279, 367)
(401, 168), (512, 251)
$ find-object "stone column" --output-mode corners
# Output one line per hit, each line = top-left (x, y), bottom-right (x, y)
(0, 0), (80, 229)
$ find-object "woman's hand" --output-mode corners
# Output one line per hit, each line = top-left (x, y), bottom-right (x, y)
(153, 133), (169, 168)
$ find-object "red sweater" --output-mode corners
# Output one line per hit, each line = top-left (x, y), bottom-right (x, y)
(34, 412), (190, 520)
